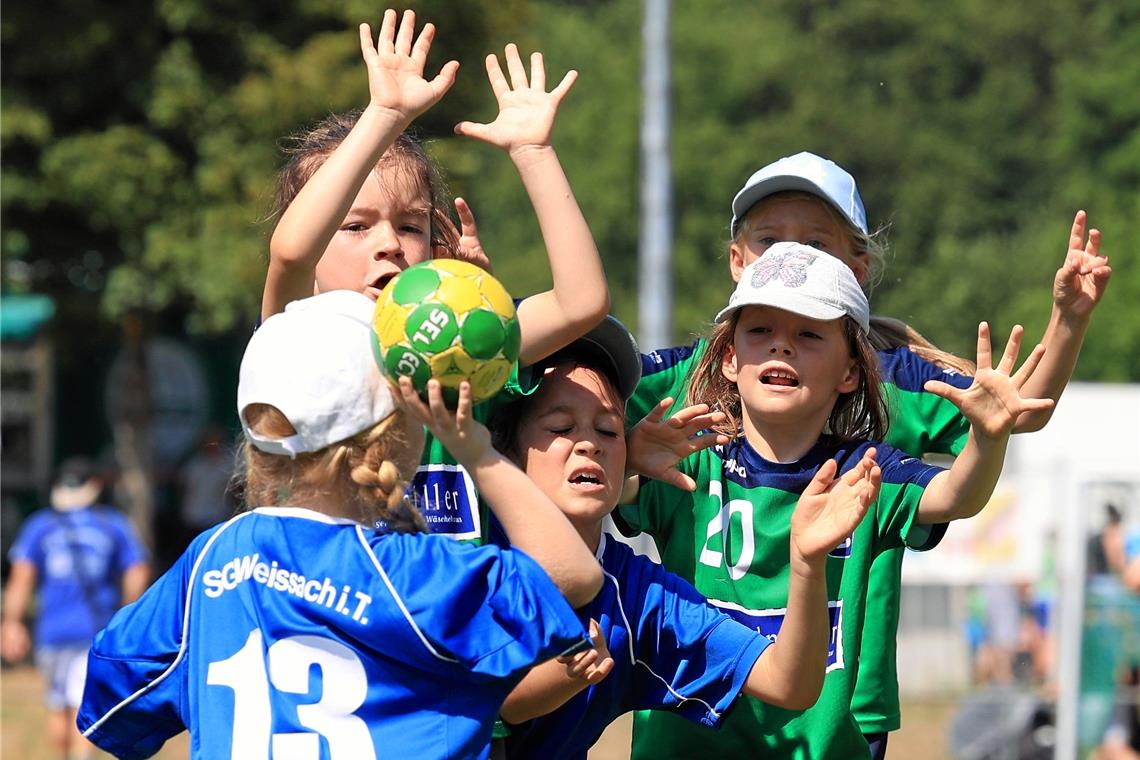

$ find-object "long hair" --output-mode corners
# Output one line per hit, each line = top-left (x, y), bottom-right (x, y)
(239, 404), (427, 533)
(868, 316), (977, 375)
(687, 311), (890, 443)
(270, 109), (459, 256)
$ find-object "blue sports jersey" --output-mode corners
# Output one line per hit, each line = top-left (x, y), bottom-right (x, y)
(496, 534), (769, 760)
(78, 507), (590, 760)
(7, 505), (148, 646)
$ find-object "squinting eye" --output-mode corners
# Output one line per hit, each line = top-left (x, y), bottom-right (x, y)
(802, 331), (823, 339)
(597, 428), (620, 439)
(549, 427), (572, 435)
(343, 223), (367, 233)
(758, 237), (778, 247)
(401, 224), (425, 235)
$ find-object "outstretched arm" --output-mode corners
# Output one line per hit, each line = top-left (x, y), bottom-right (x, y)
(1014, 210), (1111, 432)
(918, 323), (1054, 523)
(501, 618), (614, 724)
(262, 10), (459, 319)
(400, 378), (602, 608)
(455, 45), (609, 366)
(744, 453), (880, 709)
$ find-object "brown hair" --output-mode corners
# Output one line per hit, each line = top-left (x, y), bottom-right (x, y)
(239, 403), (427, 533)
(868, 316), (977, 375)
(271, 109), (460, 256)
(687, 311), (890, 443)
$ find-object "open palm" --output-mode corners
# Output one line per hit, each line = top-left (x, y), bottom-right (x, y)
(455, 44), (577, 153)
(360, 10), (458, 125)
(1054, 210), (1111, 320)
(791, 454), (879, 562)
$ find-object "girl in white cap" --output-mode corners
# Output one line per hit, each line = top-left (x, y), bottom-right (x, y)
(77, 290), (603, 760)
(625, 151), (1111, 760)
(619, 244), (1054, 758)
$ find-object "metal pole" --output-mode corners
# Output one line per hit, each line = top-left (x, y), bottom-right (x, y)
(1054, 470), (1086, 760)
(637, 0), (672, 352)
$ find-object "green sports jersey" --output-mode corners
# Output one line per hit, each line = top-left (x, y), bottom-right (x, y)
(627, 340), (973, 745)
(620, 435), (943, 757)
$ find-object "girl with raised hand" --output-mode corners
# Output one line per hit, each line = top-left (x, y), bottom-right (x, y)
(77, 291), (601, 760)
(263, 10), (609, 538)
(626, 152), (1110, 759)
(478, 317), (880, 760)
(622, 244), (1054, 758)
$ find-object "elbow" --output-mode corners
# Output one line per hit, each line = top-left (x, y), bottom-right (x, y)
(562, 289), (611, 333)
(772, 675), (824, 712)
(564, 564), (604, 609)
(498, 700), (531, 726)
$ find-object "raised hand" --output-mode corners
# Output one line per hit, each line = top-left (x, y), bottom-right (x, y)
(924, 323), (1054, 440)
(628, 398), (730, 491)
(791, 452), (880, 562)
(557, 619), (614, 685)
(1054, 210), (1111, 321)
(359, 9), (459, 125)
(398, 378), (492, 466)
(454, 44), (577, 156)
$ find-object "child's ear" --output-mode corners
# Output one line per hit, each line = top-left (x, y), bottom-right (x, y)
(721, 344), (740, 383)
(728, 244), (747, 284)
(837, 361), (860, 394)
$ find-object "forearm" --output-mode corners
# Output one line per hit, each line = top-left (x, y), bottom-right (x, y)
(511, 145), (609, 365)
(1, 563), (35, 623)
(500, 659), (588, 724)
(263, 105), (407, 318)
(1014, 306), (1090, 433)
(918, 432), (1008, 523)
(121, 563), (150, 605)
(743, 555), (828, 710)
(469, 451), (602, 607)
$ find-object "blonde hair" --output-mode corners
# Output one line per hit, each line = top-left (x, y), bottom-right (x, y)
(239, 404), (427, 533)
(688, 311), (890, 443)
(733, 191), (973, 375)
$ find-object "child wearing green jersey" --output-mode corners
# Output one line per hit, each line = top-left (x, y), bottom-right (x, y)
(626, 152), (1111, 758)
(620, 241), (1056, 758)
(262, 10), (609, 541)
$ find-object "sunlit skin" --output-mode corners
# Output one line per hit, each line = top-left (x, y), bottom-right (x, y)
(313, 167), (433, 300)
(515, 365), (627, 552)
(722, 305), (860, 462)
(729, 195), (870, 285)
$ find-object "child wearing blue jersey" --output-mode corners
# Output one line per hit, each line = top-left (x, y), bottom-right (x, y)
(263, 9), (609, 537)
(621, 244), (1056, 758)
(77, 290), (602, 760)
(479, 316), (881, 759)
(628, 151), (1111, 759)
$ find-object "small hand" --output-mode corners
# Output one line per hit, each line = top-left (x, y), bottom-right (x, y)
(1053, 210), (1111, 321)
(398, 378), (492, 466)
(924, 323), (1054, 440)
(454, 44), (576, 156)
(359, 9), (459, 125)
(557, 619), (614, 685)
(452, 198), (492, 272)
(628, 398), (730, 491)
(0, 619), (30, 663)
(791, 452), (879, 562)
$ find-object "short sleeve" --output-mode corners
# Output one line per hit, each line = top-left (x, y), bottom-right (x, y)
(878, 347), (972, 457)
(628, 341), (706, 425)
(373, 536), (590, 680)
(7, 512), (49, 567)
(78, 544), (198, 759)
(869, 445), (945, 552)
(627, 557), (768, 726)
(109, 512), (149, 572)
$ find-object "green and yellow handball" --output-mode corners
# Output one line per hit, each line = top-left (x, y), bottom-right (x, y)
(371, 260), (520, 404)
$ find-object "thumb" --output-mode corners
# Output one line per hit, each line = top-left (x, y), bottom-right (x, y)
(804, 458), (838, 496)
(923, 379), (961, 404)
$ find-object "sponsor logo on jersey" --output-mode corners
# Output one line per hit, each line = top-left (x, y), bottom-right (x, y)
(829, 534), (853, 559)
(709, 599), (845, 672)
(407, 464), (480, 540)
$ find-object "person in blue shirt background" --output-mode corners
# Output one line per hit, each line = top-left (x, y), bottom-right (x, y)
(2, 457), (150, 760)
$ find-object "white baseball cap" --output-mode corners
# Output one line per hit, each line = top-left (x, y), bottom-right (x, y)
(730, 151), (868, 237)
(715, 242), (870, 333)
(237, 290), (396, 458)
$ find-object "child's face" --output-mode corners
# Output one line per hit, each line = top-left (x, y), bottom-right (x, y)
(722, 306), (860, 428)
(514, 365), (627, 531)
(729, 195), (869, 285)
(315, 167), (433, 301)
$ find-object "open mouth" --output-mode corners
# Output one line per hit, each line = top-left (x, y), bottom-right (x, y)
(760, 369), (800, 387)
(568, 469), (606, 488)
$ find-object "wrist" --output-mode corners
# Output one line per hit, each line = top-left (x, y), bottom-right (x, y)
(509, 143), (557, 169)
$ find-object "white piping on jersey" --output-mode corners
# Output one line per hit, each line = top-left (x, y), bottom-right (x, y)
(595, 534), (723, 722)
(83, 510), (258, 737)
(355, 528), (460, 664)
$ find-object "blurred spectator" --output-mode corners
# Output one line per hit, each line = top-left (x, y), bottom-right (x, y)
(1089, 503), (1127, 578)
(0, 457), (150, 760)
(176, 425), (237, 547)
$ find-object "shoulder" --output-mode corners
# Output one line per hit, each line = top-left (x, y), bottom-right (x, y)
(876, 345), (972, 392)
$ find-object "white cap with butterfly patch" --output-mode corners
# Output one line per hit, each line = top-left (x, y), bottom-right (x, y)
(715, 242), (870, 332)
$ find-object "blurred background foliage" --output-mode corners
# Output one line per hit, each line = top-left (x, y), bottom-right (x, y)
(3, 0), (1137, 378)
